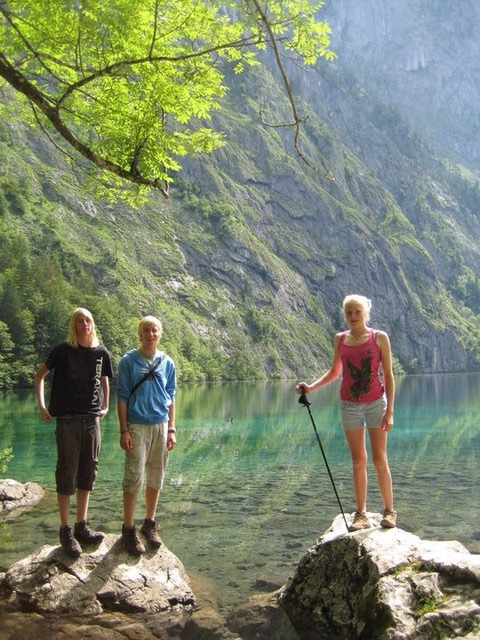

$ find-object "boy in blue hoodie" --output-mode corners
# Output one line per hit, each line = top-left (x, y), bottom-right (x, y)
(117, 315), (177, 555)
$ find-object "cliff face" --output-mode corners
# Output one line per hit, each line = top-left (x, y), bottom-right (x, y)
(1, 1), (480, 380)
(174, 0), (480, 374)
(323, 0), (480, 169)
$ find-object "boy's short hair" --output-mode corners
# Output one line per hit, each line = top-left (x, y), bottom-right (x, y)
(138, 315), (163, 339)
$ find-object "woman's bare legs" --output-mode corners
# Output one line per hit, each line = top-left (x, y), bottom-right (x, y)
(368, 427), (393, 510)
(344, 428), (368, 512)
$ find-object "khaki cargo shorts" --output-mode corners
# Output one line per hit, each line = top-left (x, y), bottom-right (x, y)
(122, 422), (168, 494)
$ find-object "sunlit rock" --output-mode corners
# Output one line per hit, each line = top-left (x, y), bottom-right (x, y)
(278, 513), (480, 640)
(0, 534), (194, 615)
(0, 534), (242, 638)
(1, 515), (479, 639)
(229, 514), (480, 639)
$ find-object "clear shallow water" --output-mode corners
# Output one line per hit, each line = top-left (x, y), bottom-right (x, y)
(1, 375), (479, 611)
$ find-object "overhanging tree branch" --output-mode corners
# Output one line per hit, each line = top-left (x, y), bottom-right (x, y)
(250, 0), (335, 180)
(0, 0), (335, 199)
(56, 33), (264, 109)
(0, 52), (170, 196)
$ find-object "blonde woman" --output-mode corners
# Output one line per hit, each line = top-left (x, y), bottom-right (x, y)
(296, 295), (396, 531)
(35, 307), (113, 557)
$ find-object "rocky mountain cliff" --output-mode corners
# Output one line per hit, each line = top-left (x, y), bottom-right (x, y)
(1, 0), (479, 383)
(324, 0), (480, 169)
(175, 0), (480, 375)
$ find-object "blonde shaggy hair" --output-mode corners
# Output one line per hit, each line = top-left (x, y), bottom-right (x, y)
(67, 307), (99, 348)
(342, 295), (372, 323)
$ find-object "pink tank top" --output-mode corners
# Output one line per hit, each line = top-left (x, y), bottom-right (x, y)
(339, 329), (384, 403)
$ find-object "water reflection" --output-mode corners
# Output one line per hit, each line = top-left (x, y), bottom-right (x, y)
(0, 375), (479, 610)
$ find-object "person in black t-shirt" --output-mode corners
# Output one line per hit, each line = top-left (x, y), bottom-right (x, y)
(35, 307), (114, 558)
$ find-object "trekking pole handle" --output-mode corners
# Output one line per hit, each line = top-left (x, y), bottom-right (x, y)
(297, 384), (311, 407)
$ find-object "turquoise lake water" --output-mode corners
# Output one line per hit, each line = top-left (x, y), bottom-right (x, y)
(1, 375), (479, 611)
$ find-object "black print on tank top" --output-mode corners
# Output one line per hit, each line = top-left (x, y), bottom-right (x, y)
(346, 355), (373, 399)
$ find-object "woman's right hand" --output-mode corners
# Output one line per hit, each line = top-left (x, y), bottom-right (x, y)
(295, 382), (310, 395)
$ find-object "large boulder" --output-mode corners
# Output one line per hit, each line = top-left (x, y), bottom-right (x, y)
(0, 479), (44, 520)
(0, 534), (195, 615)
(277, 513), (480, 640)
(2, 513), (479, 639)
(0, 534), (239, 639)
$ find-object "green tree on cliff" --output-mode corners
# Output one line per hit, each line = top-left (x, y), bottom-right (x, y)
(0, 0), (334, 203)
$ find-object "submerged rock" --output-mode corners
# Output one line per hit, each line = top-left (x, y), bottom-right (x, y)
(228, 590), (299, 640)
(0, 479), (44, 520)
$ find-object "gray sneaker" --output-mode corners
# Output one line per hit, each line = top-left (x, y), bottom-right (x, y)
(59, 525), (82, 558)
(348, 511), (371, 532)
(380, 509), (397, 528)
(140, 518), (163, 549)
(122, 524), (145, 556)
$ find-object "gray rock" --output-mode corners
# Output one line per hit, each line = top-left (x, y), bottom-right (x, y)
(0, 479), (44, 520)
(278, 513), (480, 640)
(0, 534), (195, 615)
(2, 515), (479, 639)
(0, 534), (239, 639)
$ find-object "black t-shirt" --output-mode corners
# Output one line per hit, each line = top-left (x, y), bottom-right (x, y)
(45, 342), (114, 416)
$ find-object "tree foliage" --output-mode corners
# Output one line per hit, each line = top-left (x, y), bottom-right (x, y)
(0, 0), (334, 202)
(0, 210), (274, 389)
(0, 446), (13, 476)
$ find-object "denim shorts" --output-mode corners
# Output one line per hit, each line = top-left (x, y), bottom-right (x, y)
(122, 422), (169, 494)
(340, 395), (386, 430)
(55, 415), (100, 495)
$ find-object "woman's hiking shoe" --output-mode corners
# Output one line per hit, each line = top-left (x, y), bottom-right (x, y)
(74, 520), (105, 544)
(59, 525), (82, 558)
(122, 524), (145, 556)
(380, 509), (397, 528)
(140, 518), (163, 549)
(348, 511), (371, 532)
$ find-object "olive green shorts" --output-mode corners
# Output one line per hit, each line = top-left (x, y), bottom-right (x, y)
(56, 415), (100, 495)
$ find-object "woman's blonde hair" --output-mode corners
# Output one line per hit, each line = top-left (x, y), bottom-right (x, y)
(138, 315), (163, 340)
(67, 307), (99, 347)
(342, 294), (372, 323)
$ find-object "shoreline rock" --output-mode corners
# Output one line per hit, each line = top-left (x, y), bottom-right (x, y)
(229, 514), (480, 639)
(280, 513), (480, 639)
(0, 479), (45, 521)
(1, 513), (479, 639)
(0, 534), (195, 614)
(0, 533), (239, 639)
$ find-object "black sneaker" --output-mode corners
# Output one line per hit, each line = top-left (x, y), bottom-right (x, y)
(140, 518), (163, 549)
(59, 525), (82, 558)
(122, 524), (145, 556)
(74, 520), (105, 544)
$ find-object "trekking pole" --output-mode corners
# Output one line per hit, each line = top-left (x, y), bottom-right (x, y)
(298, 388), (349, 532)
